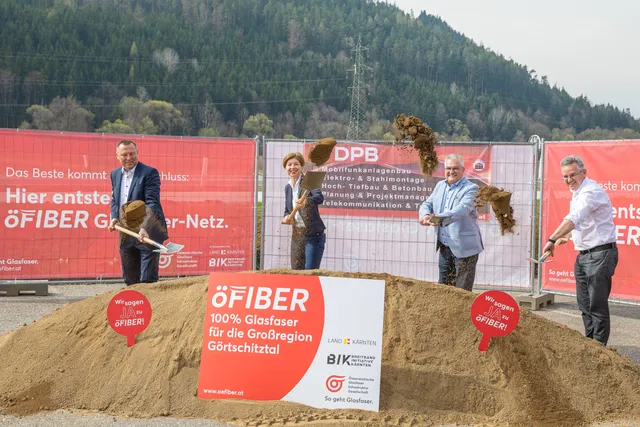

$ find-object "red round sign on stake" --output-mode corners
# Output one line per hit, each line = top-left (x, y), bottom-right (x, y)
(107, 290), (152, 347)
(471, 290), (520, 352)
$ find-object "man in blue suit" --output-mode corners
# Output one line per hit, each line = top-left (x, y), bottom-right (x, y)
(419, 153), (484, 291)
(107, 140), (168, 285)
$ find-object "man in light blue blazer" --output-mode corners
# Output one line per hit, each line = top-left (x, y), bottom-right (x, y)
(419, 153), (484, 291)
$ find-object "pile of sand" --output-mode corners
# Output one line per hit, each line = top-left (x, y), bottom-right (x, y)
(392, 114), (439, 175)
(477, 186), (517, 235)
(1, 270), (639, 427)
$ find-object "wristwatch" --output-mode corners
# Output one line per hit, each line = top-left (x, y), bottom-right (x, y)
(548, 237), (557, 244)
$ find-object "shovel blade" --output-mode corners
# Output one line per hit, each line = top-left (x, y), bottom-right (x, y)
(153, 242), (185, 254)
(300, 171), (326, 192)
(526, 253), (553, 264)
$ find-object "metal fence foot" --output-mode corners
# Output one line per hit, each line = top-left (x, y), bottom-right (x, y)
(516, 293), (554, 311)
(0, 283), (49, 297)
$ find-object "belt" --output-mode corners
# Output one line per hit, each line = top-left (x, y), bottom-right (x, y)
(293, 228), (324, 237)
(580, 242), (616, 255)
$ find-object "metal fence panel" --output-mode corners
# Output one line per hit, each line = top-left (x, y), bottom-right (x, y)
(262, 139), (536, 291)
(0, 129), (257, 281)
(541, 139), (640, 305)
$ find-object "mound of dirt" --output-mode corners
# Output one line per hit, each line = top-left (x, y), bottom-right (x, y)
(392, 114), (438, 175)
(477, 186), (516, 235)
(0, 271), (639, 427)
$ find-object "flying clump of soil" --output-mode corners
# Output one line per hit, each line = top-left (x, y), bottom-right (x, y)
(392, 114), (438, 175)
(121, 200), (147, 230)
(477, 186), (516, 235)
(307, 137), (337, 167)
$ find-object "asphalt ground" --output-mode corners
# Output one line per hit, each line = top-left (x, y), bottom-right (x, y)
(0, 282), (638, 426)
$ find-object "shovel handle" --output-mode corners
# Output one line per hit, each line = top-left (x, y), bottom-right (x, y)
(537, 236), (570, 261)
(286, 190), (309, 223)
(538, 251), (552, 262)
(114, 224), (165, 250)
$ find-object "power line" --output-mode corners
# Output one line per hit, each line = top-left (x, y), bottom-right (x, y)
(1, 53), (350, 66)
(0, 95), (348, 108)
(0, 77), (349, 88)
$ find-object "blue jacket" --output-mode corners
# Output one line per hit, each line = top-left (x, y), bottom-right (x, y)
(419, 177), (483, 258)
(110, 162), (168, 247)
(284, 178), (325, 235)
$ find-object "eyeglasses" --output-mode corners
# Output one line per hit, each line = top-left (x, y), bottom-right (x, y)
(562, 170), (584, 181)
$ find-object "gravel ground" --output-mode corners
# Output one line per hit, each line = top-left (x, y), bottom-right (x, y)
(530, 294), (640, 365)
(0, 282), (639, 427)
(0, 411), (233, 427)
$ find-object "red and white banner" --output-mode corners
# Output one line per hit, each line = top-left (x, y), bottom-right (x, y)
(541, 141), (640, 301)
(307, 142), (493, 219)
(197, 272), (385, 411)
(0, 129), (256, 279)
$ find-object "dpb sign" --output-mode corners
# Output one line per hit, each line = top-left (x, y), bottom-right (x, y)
(334, 146), (379, 162)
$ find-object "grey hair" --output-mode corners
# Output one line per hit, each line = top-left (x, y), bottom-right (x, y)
(560, 155), (584, 170)
(444, 153), (464, 168)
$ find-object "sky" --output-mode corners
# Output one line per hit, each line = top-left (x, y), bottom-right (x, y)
(390, 0), (640, 118)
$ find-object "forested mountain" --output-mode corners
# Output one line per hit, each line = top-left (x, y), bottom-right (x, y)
(0, 0), (638, 141)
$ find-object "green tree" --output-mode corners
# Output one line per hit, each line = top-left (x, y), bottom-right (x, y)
(243, 113), (274, 137)
(145, 100), (184, 134)
(97, 119), (135, 134)
(443, 119), (471, 141)
(198, 127), (220, 137)
(25, 97), (94, 132)
(134, 117), (158, 135)
(130, 41), (138, 57)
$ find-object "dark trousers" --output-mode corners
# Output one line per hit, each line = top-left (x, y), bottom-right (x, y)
(574, 247), (618, 345)
(438, 243), (479, 291)
(291, 230), (326, 270)
(120, 243), (161, 286)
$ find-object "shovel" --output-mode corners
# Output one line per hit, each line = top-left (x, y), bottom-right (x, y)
(286, 171), (326, 223)
(527, 237), (569, 264)
(114, 224), (185, 254)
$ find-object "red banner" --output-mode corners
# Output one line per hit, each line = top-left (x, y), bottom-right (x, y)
(0, 130), (256, 280)
(304, 142), (493, 218)
(541, 141), (640, 301)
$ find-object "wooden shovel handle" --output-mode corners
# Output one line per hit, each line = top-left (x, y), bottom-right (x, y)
(286, 191), (309, 223)
(114, 224), (164, 250)
(540, 236), (570, 259)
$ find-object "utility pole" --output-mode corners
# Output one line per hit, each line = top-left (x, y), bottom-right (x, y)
(346, 36), (371, 141)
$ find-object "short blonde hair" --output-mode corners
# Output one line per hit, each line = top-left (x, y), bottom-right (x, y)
(282, 152), (305, 169)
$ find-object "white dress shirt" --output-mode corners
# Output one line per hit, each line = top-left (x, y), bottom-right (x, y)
(288, 175), (305, 229)
(437, 179), (463, 247)
(565, 177), (616, 250)
(119, 165), (137, 211)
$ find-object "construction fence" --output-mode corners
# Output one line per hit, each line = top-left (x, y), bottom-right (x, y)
(0, 129), (258, 280)
(262, 139), (537, 291)
(540, 140), (640, 303)
(1, 129), (638, 304)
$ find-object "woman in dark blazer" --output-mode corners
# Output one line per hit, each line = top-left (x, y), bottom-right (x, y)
(280, 152), (326, 269)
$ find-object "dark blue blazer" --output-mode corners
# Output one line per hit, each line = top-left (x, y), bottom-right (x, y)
(284, 180), (325, 235)
(110, 162), (168, 246)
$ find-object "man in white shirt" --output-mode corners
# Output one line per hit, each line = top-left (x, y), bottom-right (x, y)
(542, 155), (618, 345)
